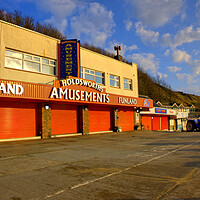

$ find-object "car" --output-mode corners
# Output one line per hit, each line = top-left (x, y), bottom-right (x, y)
(186, 118), (200, 132)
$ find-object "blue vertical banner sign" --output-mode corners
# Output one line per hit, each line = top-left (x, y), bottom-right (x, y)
(58, 39), (80, 79)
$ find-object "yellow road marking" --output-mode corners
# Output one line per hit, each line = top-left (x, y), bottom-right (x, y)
(153, 168), (199, 200)
(124, 172), (179, 182)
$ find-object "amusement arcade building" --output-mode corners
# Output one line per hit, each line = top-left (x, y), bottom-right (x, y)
(0, 20), (153, 140)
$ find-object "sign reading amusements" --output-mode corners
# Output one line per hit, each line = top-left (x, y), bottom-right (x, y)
(51, 78), (109, 103)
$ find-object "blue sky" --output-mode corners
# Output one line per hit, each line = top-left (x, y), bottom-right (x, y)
(1, 0), (200, 95)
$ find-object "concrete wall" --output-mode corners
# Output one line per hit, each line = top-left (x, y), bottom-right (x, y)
(81, 48), (138, 97)
(0, 20), (58, 84)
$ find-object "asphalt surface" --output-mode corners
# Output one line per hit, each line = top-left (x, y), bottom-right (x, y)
(0, 130), (200, 200)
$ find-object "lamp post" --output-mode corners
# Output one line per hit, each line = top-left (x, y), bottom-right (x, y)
(114, 45), (121, 60)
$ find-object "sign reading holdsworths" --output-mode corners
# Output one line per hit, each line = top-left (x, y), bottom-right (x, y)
(50, 78), (109, 103)
(60, 78), (103, 92)
(59, 39), (80, 79)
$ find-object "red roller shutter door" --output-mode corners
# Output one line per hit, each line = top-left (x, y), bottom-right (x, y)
(161, 116), (168, 130)
(142, 116), (152, 130)
(51, 104), (78, 135)
(89, 106), (112, 132)
(0, 102), (37, 139)
(152, 116), (160, 130)
(118, 108), (134, 131)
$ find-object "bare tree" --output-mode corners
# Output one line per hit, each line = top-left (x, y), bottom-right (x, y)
(24, 16), (35, 30)
(0, 9), (5, 20)
(13, 10), (24, 26)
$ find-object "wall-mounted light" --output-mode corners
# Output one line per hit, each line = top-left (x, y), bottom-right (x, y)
(84, 106), (88, 111)
(44, 105), (50, 110)
(136, 107), (140, 113)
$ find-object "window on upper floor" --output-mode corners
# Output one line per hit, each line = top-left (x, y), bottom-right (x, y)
(124, 78), (132, 90)
(110, 74), (120, 88)
(80, 67), (105, 85)
(5, 49), (56, 76)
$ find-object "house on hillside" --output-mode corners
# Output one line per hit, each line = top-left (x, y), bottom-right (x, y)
(156, 101), (195, 113)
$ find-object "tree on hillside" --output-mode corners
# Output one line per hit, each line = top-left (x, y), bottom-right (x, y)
(0, 9), (66, 40)
(138, 66), (174, 103)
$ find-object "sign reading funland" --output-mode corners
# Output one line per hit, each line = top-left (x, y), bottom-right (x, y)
(0, 82), (23, 95)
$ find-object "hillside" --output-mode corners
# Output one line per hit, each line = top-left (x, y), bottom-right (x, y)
(138, 68), (200, 111)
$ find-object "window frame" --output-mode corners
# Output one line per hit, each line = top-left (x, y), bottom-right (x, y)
(5, 49), (57, 76)
(124, 78), (132, 90)
(80, 67), (105, 85)
(110, 74), (120, 88)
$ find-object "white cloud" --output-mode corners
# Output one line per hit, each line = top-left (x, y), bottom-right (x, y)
(196, 0), (200, 18)
(33, 0), (81, 33)
(191, 59), (200, 75)
(161, 26), (200, 48)
(167, 66), (182, 73)
(70, 2), (115, 46)
(164, 49), (170, 56)
(181, 85), (200, 95)
(181, 13), (186, 21)
(128, 44), (138, 51)
(170, 50), (200, 75)
(176, 73), (187, 80)
(161, 33), (172, 46)
(172, 50), (191, 63)
(196, 0), (200, 7)
(128, 53), (159, 75)
(166, 49), (200, 75)
(124, 20), (133, 31)
(32, 0), (115, 43)
(39, 0), (78, 19)
(173, 26), (200, 47)
(158, 72), (168, 79)
(45, 16), (68, 34)
(125, 0), (184, 27)
(192, 50), (200, 56)
(176, 73), (196, 84)
(135, 22), (159, 43)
